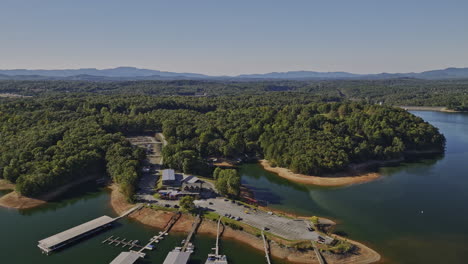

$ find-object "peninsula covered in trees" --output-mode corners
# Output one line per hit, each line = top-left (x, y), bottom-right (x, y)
(0, 88), (446, 201)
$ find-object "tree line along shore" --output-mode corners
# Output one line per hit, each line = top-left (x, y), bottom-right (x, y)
(0, 88), (447, 263)
(0, 93), (445, 204)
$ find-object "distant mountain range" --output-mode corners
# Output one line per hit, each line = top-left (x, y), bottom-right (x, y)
(1, 66), (468, 81)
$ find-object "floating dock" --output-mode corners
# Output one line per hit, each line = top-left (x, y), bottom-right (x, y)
(205, 254), (228, 264)
(162, 248), (193, 264)
(38, 205), (143, 254)
(109, 251), (143, 264)
(38, 215), (114, 254)
(108, 211), (181, 264)
(102, 236), (143, 250)
(205, 216), (228, 264)
(162, 215), (201, 264)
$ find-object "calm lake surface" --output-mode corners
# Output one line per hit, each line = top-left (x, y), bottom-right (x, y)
(0, 183), (277, 264)
(242, 111), (468, 264)
(1, 111), (467, 264)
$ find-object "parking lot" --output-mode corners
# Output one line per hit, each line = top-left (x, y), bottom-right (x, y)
(195, 198), (333, 243)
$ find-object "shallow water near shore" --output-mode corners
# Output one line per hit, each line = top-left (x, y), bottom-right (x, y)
(0, 110), (467, 264)
(242, 111), (468, 264)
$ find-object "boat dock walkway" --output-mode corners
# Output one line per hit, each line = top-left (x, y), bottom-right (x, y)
(261, 231), (271, 264)
(204, 216), (228, 264)
(162, 214), (202, 264)
(312, 241), (325, 264)
(108, 211), (181, 264)
(102, 236), (143, 250)
(181, 214), (201, 251)
(115, 204), (144, 220)
(38, 204), (143, 254)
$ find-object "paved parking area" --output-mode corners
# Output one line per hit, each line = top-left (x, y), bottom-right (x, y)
(195, 198), (333, 243)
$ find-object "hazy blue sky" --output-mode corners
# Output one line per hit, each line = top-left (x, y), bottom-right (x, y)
(1, 0), (467, 75)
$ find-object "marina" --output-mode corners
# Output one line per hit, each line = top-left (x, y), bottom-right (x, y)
(0, 111), (465, 264)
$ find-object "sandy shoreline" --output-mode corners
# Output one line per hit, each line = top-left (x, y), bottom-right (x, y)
(0, 175), (98, 209)
(0, 179), (15, 191)
(396, 105), (461, 113)
(109, 184), (380, 263)
(259, 160), (382, 187)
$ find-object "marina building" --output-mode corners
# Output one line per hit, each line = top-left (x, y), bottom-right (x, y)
(162, 169), (176, 185)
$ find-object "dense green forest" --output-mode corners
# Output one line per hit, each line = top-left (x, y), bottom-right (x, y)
(0, 92), (445, 199)
(213, 168), (241, 197)
(1, 78), (467, 109)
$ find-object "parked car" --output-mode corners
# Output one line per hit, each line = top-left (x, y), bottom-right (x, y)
(263, 227), (270, 231)
(209, 202), (213, 205)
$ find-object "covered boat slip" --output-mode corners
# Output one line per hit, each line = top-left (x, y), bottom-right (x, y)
(162, 250), (192, 264)
(38, 215), (114, 253)
(109, 251), (141, 264)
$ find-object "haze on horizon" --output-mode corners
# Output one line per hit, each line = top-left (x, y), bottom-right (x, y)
(1, 0), (467, 76)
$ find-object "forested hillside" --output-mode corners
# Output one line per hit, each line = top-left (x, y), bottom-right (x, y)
(0, 94), (445, 198)
(0, 78), (467, 109)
